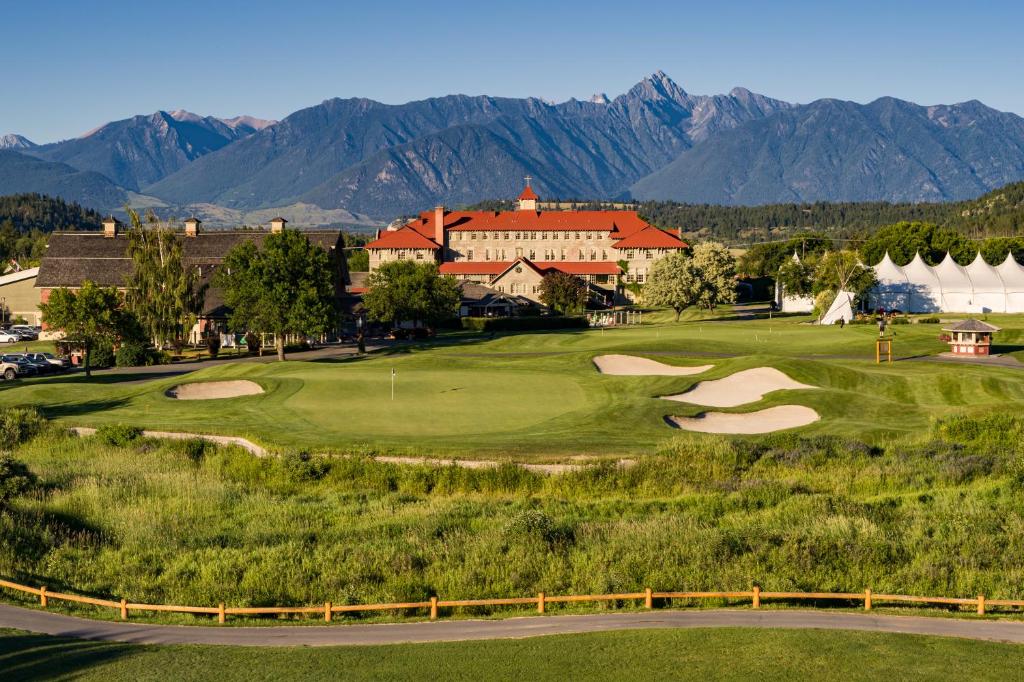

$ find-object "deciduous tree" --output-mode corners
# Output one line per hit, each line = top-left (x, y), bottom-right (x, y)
(644, 252), (701, 321)
(124, 209), (203, 351)
(39, 281), (127, 377)
(691, 241), (737, 311)
(363, 261), (460, 330)
(539, 272), (588, 315)
(216, 230), (337, 361)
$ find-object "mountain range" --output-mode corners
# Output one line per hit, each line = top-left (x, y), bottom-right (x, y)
(3, 72), (1024, 224)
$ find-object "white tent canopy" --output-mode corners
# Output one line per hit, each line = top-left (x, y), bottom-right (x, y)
(819, 290), (855, 325)
(868, 251), (1024, 313)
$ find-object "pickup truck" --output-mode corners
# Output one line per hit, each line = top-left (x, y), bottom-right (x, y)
(0, 358), (20, 381)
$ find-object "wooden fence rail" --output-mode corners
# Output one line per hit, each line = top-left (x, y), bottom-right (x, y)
(1, 577), (1020, 625)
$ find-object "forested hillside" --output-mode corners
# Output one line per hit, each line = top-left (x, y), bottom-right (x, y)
(0, 193), (104, 266)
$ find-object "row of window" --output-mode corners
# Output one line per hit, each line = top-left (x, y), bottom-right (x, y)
(457, 231), (601, 241)
(462, 249), (611, 262)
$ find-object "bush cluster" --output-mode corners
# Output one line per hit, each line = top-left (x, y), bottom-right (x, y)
(461, 316), (589, 332)
(0, 407), (45, 450)
(95, 424), (143, 447)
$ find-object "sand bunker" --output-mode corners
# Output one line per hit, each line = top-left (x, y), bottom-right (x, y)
(593, 354), (712, 376)
(667, 405), (820, 434)
(166, 380), (264, 400)
(662, 367), (814, 407)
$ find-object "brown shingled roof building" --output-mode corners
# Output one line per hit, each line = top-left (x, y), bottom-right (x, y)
(37, 217), (350, 339)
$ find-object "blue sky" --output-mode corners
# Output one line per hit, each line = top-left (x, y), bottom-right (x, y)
(4, 0), (1022, 142)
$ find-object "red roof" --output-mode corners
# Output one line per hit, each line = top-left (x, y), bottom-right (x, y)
(364, 229), (440, 250)
(518, 184), (539, 201)
(611, 227), (687, 249)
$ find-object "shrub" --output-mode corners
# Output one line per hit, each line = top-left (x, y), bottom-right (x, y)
(175, 438), (208, 463)
(95, 424), (143, 447)
(115, 340), (151, 367)
(90, 343), (115, 369)
(0, 455), (35, 505)
(461, 316), (589, 332)
(206, 335), (221, 359)
(0, 407), (45, 449)
(281, 451), (329, 482)
(504, 509), (555, 542)
(918, 316), (941, 324)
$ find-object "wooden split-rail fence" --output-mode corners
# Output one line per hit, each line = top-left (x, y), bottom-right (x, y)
(1, 578), (1018, 625)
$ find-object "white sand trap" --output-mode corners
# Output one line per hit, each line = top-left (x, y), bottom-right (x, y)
(668, 405), (820, 434)
(662, 367), (815, 407)
(166, 380), (264, 400)
(593, 354), (713, 376)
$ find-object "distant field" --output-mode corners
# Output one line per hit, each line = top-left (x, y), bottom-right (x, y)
(2, 311), (1024, 458)
(2, 627), (1020, 681)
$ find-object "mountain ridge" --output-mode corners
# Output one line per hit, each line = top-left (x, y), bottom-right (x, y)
(4, 72), (1024, 219)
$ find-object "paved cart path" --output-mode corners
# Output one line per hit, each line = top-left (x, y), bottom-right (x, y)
(2, 605), (1023, 647)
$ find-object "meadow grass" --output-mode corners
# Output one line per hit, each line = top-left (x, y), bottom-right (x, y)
(3, 312), (1024, 458)
(2, 415), (1024, 613)
(2, 627), (1021, 681)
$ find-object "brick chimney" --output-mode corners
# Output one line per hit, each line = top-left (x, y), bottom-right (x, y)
(184, 217), (201, 237)
(434, 206), (445, 246)
(270, 217), (287, 234)
(102, 216), (119, 238)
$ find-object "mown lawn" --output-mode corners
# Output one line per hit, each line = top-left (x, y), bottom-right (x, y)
(1, 313), (1023, 458)
(1, 627), (1020, 681)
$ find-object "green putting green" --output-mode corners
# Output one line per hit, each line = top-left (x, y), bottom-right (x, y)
(5, 311), (1024, 459)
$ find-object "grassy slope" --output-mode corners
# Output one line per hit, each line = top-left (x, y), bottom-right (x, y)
(3, 314), (1024, 459)
(2, 627), (1020, 681)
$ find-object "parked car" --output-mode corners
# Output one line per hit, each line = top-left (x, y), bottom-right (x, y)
(0, 358), (20, 381)
(16, 353), (54, 374)
(0, 354), (37, 376)
(0, 331), (19, 343)
(10, 325), (38, 341)
(26, 352), (70, 371)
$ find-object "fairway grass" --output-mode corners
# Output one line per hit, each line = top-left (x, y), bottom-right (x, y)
(1, 627), (1019, 681)
(3, 313), (1024, 459)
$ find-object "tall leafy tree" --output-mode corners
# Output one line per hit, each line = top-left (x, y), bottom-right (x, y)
(216, 230), (337, 361)
(644, 251), (702, 321)
(363, 261), (460, 330)
(860, 222), (973, 266)
(39, 282), (126, 377)
(691, 241), (737, 311)
(539, 272), (588, 314)
(776, 255), (815, 297)
(813, 250), (878, 299)
(124, 209), (203, 351)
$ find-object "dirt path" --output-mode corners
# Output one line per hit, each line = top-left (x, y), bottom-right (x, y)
(2, 604), (1022, 647)
(68, 428), (621, 474)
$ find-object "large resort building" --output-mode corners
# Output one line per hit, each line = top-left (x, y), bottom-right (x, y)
(365, 182), (688, 306)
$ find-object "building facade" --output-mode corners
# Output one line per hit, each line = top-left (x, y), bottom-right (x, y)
(37, 217), (349, 342)
(365, 183), (687, 305)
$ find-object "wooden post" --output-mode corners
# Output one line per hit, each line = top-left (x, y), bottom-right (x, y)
(218, 602), (225, 624)
(39, 586), (48, 608)
(645, 587), (653, 609)
(429, 596), (438, 621)
(325, 601), (332, 623)
(120, 598), (128, 620)
(537, 592), (546, 614)
(864, 588), (872, 611)
(978, 595), (985, 615)
(752, 586), (760, 609)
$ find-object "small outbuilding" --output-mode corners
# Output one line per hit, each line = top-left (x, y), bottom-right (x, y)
(942, 319), (1000, 356)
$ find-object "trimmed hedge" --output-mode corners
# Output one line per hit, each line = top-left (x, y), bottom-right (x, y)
(461, 316), (589, 332)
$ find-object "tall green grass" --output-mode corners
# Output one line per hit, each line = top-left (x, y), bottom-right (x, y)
(1, 413), (1023, 614)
